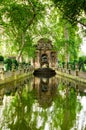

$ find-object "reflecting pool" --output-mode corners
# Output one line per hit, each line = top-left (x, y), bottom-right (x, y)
(0, 75), (86, 130)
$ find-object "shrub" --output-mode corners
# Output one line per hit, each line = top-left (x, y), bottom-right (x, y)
(0, 55), (4, 61)
(62, 61), (65, 68)
(12, 59), (19, 69)
(4, 58), (12, 71)
(78, 56), (85, 71)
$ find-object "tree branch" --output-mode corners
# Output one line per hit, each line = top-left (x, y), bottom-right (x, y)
(57, 5), (86, 27)
(77, 20), (86, 27)
(24, 0), (37, 32)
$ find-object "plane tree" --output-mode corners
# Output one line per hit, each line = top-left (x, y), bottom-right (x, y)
(0, 0), (82, 63)
(51, 0), (86, 27)
(32, 4), (82, 62)
(0, 0), (45, 61)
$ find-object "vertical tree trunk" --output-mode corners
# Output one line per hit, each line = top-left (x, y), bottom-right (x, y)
(64, 26), (70, 64)
(17, 33), (25, 62)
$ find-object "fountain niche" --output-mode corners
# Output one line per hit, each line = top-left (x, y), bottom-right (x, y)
(33, 38), (57, 77)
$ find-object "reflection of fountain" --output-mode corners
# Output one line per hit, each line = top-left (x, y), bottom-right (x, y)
(0, 76), (85, 130)
(33, 76), (58, 108)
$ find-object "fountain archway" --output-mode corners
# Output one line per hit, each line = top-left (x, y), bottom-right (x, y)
(33, 38), (57, 69)
(41, 54), (49, 68)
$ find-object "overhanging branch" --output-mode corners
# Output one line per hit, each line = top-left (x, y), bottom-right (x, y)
(57, 5), (86, 27)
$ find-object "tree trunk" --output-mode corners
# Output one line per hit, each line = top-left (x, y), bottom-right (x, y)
(17, 33), (25, 62)
(64, 26), (70, 64)
(16, 13), (36, 62)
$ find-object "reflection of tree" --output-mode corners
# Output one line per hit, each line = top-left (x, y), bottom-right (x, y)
(0, 81), (37, 130)
(52, 83), (82, 130)
(0, 78), (82, 130)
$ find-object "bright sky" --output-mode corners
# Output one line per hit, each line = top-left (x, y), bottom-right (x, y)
(81, 37), (86, 55)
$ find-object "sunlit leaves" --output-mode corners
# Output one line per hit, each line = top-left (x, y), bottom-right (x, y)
(0, 0), (46, 60)
(0, 0), (83, 62)
(52, 0), (86, 26)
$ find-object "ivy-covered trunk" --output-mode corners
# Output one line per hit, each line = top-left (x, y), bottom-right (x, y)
(64, 26), (70, 64)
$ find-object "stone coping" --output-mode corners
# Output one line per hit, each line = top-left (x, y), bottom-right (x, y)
(0, 72), (32, 85)
(56, 71), (86, 84)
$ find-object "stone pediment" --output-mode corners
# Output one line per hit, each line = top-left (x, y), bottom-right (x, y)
(36, 38), (53, 50)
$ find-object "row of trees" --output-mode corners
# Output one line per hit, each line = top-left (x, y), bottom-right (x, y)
(58, 56), (86, 71)
(0, 0), (86, 63)
(0, 55), (31, 71)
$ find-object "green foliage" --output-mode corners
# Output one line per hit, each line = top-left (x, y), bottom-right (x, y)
(78, 56), (86, 63)
(0, 0), (83, 62)
(55, 20), (81, 61)
(52, 0), (86, 26)
(4, 58), (12, 70)
(0, 0), (45, 60)
(62, 61), (65, 68)
(0, 55), (4, 61)
(1, 1), (44, 31)
(78, 56), (86, 71)
(12, 59), (19, 69)
(4, 58), (12, 64)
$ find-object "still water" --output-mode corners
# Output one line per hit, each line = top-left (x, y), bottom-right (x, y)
(0, 75), (86, 130)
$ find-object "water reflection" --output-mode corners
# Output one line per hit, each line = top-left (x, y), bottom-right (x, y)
(0, 75), (86, 130)
(33, 76), (58, 108)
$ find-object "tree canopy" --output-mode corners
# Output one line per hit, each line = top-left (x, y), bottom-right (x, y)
(0, 0), (83, 62)
(52, 0), (86, 27)
(0, 0), (45, 61)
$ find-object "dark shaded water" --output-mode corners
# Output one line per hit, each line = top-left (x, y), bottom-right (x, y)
(0, 75), (86, 130)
